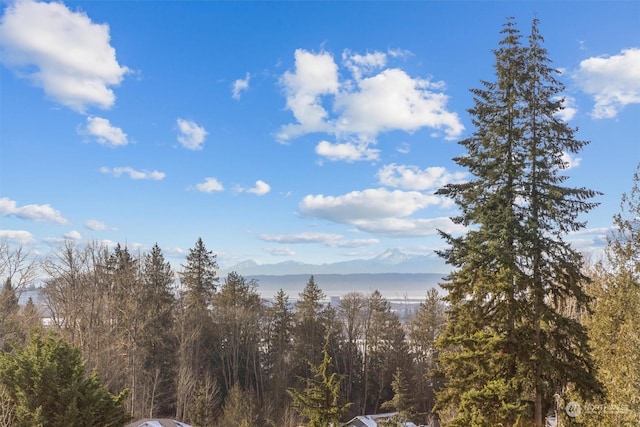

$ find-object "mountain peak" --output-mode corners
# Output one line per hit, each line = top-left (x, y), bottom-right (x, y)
(374, 248), (413, 264)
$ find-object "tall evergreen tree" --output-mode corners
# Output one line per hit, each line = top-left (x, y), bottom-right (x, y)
(264, 288), (294, 414)
(292, 276), (327, 380)
(288, 339), (350, 427)
(0, 278), (20, 351)
(139, 243), (177, 417)
(435, 18), (601, 427)
(175, 237), (219, 422)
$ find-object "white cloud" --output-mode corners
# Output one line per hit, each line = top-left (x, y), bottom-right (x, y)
(575, 48), (640, 119)
(334, 68), (462, 139)
(232, 73), (250, 100)
(299, 188), (443, 223)
(554, 95), (577, 122)
(315, 140), (380, 162)
(195, 177), (224, 193)
(245, 180), (271, 196)
(63, 230), (82, 240)
(342, 50), (387, 80)
(260, 232), (343, 244)
(278, 49), (339, 141)
(84, 116), (128, 147)
(263, 246), (296, 256)
(277, 49), (463, 160)
(377, 164), (467, 190)
(259, 232), (379, 248)
(0, 0), (129, 112)
(0, 197), (67, 224)
(0, 230), (35, 245)
(100, 166), (165, 180)
(352, 216), (466, 237)
(177, 118), (208, 150)
(85, 219), (111, 231)
(561, 152), (582, 170)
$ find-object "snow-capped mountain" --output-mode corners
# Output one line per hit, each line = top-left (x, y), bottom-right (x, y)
(221, 249), (445, 276)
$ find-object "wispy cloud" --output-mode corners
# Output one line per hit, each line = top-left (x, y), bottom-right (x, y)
(259, 232), (379, 248)
(263, 246), (296, 256)
(85, 219), (113, 231)
(574, 48), (640, 119)
(100, 166), (165, 180)
(0, 0), (129, 112)
(83, 116), (128, 147)
(0, 197), (67, 224)
(177, 118), (208, 150)
(194, 177), (224, 193)
(232, 73), (250, 100)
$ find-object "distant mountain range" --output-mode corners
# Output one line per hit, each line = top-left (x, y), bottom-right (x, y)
(221, 248), (447, 276)
(219, 249), (448, 298)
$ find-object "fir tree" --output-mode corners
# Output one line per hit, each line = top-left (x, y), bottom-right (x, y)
(435, 18), (601, 427)
(381, 368), (417, 424)
(288, 338), (351, 427)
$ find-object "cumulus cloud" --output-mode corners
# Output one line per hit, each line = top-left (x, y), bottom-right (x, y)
(0, 0), (129, 112)
(315, 140), (380, 162)
(177, 118), (208, 150)
(85, 219), (112, 231)
(237, 180), (271, 196)
(0, 230), (35, 245)
(377, 164), (467, 190)
(575, 48), (640, 119)
(259, 232), (379, 248)
(83, 116), (128, 147)
(100, 166), (165, 180)
(0, 197), (67, 224)
(278, 49), (339, 141)
(277, 49), (463, 161)
(334, 68), (462, 139)
(299, 188), (443, 223)
(195, 177), (224, 193)
(232, 73), (250, 100)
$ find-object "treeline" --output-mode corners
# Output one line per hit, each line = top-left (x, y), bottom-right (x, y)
(0, 237), (448, 426)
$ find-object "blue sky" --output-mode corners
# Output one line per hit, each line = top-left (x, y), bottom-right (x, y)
(1, 0), (638, 272)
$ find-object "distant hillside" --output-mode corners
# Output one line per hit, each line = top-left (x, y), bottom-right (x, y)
(237, 273), (445, 299)
(221, 248), (446, 276)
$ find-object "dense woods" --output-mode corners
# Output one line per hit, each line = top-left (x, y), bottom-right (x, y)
(1, 18), (638, 427)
